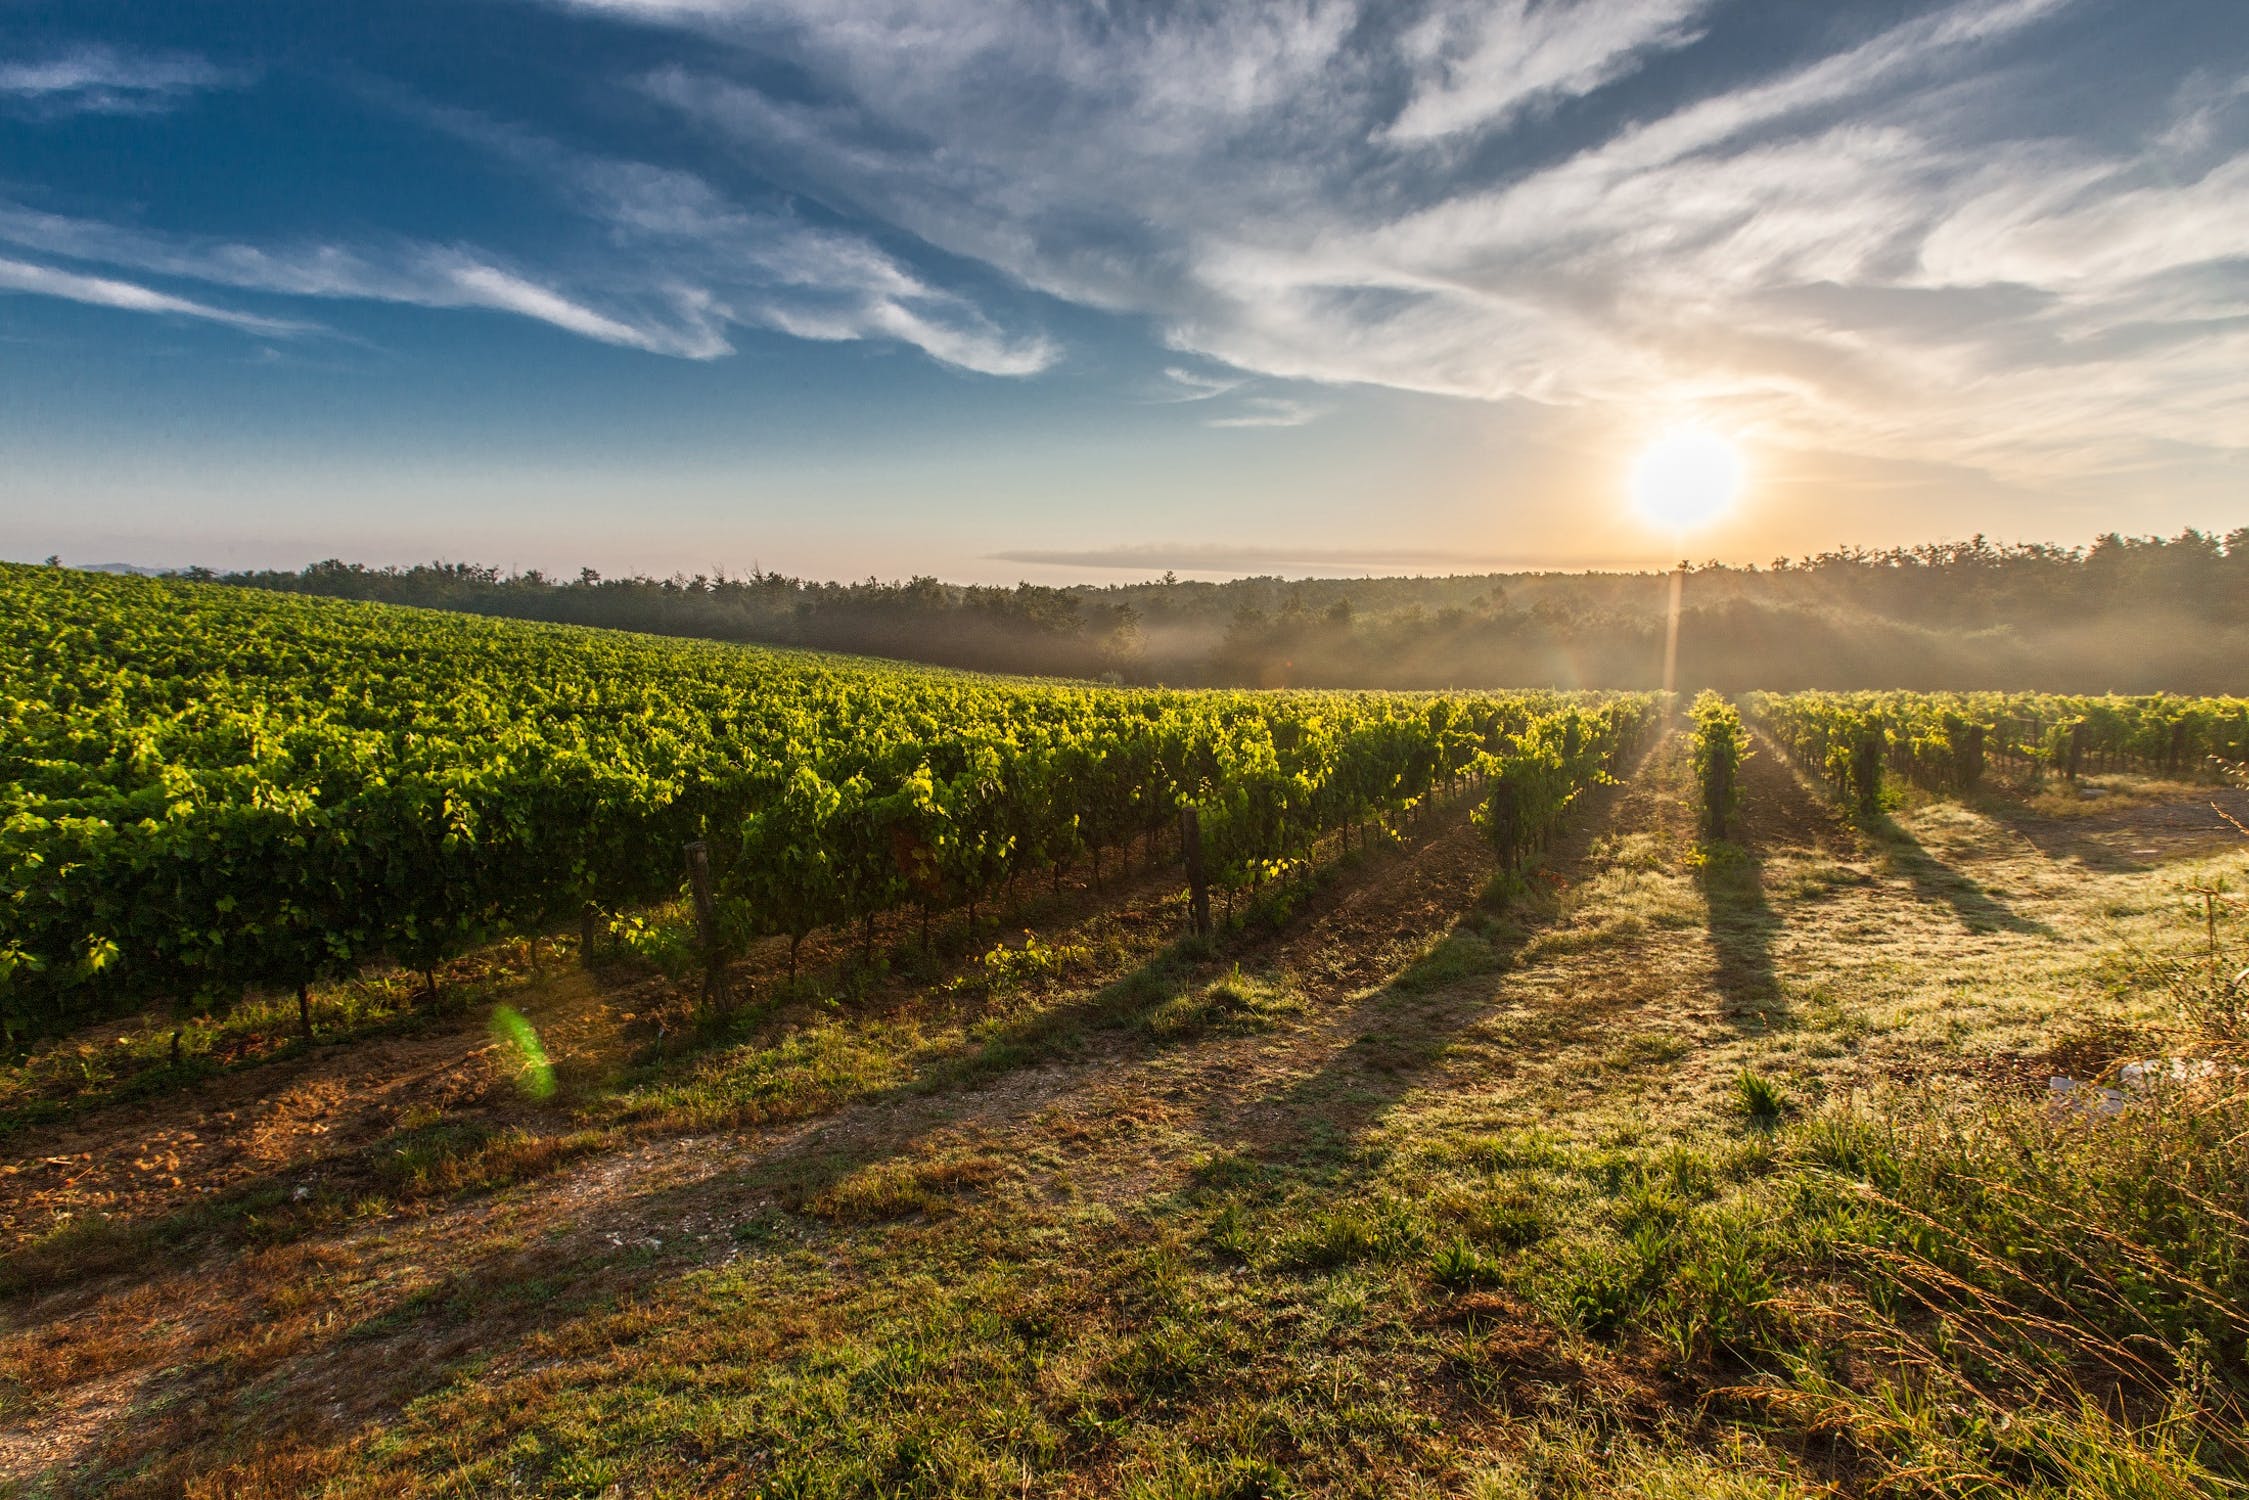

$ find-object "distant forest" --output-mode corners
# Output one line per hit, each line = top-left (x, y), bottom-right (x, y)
(177, 530), (2249, 692)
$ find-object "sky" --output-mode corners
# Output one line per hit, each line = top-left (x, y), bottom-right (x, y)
(0, 0), (2242, 584)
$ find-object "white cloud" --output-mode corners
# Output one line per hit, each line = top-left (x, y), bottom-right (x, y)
(1921, 154), (2249, 293)
(0, 44), (235, 115)
(1206, 396), (1323, 429)
(1384, 0), (1711, 143)
(1157, 367), (1246, 402)
(437, 259), (731, 356)
(16, 0), (2237, 474)
(1148, 365), (1322, 426)
(857, 299), (1055, 376)
(408, 109), (1055, 373)
(0, 161), (1055, 372)
(0, 72), (1056, 373)
(0, 256), (306, 333)
(575, 0), (2241, 478)
(0, 203), (733, 357)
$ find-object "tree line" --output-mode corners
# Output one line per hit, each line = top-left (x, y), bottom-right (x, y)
(171, 528), (2249, 692)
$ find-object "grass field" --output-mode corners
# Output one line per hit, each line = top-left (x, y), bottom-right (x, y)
(4, 727), (2247, 1497)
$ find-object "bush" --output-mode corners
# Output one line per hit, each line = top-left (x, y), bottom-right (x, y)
(1432, 1237), (1502, 1289)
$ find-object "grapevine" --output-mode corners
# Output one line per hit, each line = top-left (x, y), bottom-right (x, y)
(0, 565), (1657, 1041)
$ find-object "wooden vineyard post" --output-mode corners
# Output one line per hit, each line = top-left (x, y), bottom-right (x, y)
(683, 840), (732, 1010)
(580, 902), (600, 967)
(1180, 808), (1211, 938)
(2066, 721), (2087, 783)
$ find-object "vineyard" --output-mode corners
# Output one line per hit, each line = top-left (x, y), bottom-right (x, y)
(1738, 689), (2249, 817)
(0, 564), (1655, 1043)
(7, 566), (2249, 1499)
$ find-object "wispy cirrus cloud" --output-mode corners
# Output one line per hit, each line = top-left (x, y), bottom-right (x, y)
(0, 90), (1056, 374)
(6, 0), (2242, 493)
(1382, 0), (1712, 143)
(541, 0), (2245, 479)
(1154, 366), (1245, 403)
(1149, 366), (1326, 427)
(438, 259), (723, 355)
(0, 44), (239, 116)
(409, 107), (1055, 374)
(1204, 396), (1323, 429)
(0, 255), (306, 333)
(0, 202), (729, 356)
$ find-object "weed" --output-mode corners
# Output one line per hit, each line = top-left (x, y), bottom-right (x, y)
(378, 1122), (601, 1198)
(1206, 1203), (1259, 1263)
(806, 1150), (1009, 1222)
(965, 932), (1094, 995)
(1431, 1238), (1501, 1290)
(1396, 929), (1505, 992)
(1733, 1068), (1787, 1125)
(604, 908), (701, 980)
(1140, 968), (1303, 1041)
(1270, 1195), (1430, 1271)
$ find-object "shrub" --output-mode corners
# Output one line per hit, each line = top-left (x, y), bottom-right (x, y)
(605, 908), (700, 980)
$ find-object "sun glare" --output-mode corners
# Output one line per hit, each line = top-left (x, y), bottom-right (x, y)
(1630, 425), (1744, 534)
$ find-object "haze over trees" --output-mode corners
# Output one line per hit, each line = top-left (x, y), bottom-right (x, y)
(190, 529), (2249, 693)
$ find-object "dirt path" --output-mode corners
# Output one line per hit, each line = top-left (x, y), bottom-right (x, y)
(3, 1004), (534, 1248)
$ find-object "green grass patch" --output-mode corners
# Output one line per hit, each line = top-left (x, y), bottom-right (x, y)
(1139, 969), (1304, 1042)
(1394, 929), (1506, 992)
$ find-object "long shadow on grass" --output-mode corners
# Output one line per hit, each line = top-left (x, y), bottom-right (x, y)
(0, 889), (1361, 1489)
(0, 803), (1526, 1491)
(5, 943), (1221, 1491)
(1873, 818), (2053, 936)
(1968, 787), (2249, 874)
(1974, 811), (2150, 873)
(0, 924), (1213, 1295)
(1201, 741), (1666, 1170)
(1697, 849), (1784, 1028)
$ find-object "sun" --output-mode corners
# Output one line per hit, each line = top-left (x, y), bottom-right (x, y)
(1630, 425), (1744, 533)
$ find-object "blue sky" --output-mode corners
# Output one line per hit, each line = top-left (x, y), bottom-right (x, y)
(0, 0), (2242, 582)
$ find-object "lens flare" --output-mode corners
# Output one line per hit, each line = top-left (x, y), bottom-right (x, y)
(1631, 426), (1744, 533)
(490, 1004), (556, 1099)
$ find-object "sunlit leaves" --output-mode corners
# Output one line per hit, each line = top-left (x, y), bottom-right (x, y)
(2, 562), (1662, 1039)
